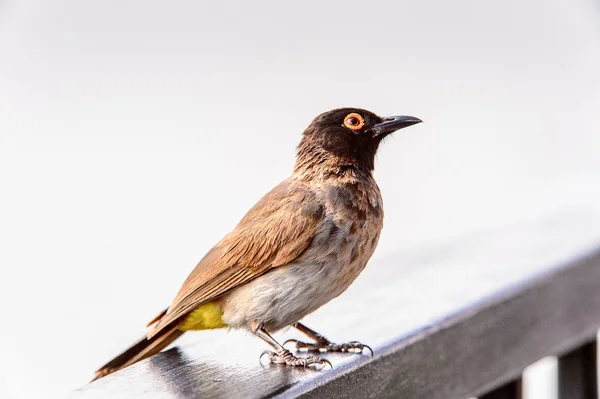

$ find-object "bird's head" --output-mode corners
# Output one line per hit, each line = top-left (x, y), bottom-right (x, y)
(295, 108), (421, 175)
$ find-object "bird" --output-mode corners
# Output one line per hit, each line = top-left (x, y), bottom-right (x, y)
(93, 107), (421, 380)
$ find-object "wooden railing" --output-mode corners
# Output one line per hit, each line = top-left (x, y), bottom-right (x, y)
(73, 212), (600, 399)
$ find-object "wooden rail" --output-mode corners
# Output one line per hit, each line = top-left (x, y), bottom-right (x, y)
(72, 211), (600, 399)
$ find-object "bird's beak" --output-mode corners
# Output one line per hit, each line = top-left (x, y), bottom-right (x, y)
(372, 115), (422, 137)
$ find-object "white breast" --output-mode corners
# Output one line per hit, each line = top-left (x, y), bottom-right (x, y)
(221, 259), (350, 331)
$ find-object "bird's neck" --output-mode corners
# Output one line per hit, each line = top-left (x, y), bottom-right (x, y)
(292, 142), (374, 183)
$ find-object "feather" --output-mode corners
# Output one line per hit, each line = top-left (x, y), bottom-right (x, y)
(148, 179), (323, 338)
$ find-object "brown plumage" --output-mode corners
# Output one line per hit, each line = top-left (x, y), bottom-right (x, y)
(93, 108), (421, 380)
(149, 180), (323, 338)
(92, 324), (183, 381)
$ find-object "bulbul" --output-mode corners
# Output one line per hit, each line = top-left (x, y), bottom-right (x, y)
(93, 108), (421, 380)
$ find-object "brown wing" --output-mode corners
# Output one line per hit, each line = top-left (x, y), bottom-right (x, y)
(148, 179), (324, 338)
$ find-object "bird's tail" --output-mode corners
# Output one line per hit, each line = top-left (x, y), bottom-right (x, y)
(92, 319), (184, 381)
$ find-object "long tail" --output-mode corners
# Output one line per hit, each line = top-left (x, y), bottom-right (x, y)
(92, 319), (184, 381)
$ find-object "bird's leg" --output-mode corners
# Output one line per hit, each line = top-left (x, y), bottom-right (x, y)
(250, 322), (332, 370)
(284, 322), (373, 356)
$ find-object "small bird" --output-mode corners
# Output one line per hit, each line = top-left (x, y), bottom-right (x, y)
(93, 108), (421, 380)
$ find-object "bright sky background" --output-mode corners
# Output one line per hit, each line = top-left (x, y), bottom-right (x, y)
(1, 1), (600, 398)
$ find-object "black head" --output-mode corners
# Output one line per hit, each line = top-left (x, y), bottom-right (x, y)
(298, 107), (421, 172)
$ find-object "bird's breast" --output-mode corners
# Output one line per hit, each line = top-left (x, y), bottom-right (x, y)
(221, 177), (384, 331)
(305, 179), (384, 287)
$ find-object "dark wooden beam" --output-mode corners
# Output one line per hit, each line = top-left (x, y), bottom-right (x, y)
(558, 340), (598, 399)
(480, 378), (522, 399)
(295, 249), (600, 399)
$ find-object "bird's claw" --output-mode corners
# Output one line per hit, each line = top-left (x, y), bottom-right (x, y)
(259, 349), (332, 370)
(284, 339), (373, 357)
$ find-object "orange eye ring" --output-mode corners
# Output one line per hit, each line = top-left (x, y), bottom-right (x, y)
(343, 113), (365, 130)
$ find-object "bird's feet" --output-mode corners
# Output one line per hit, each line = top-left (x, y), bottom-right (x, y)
(284, 338), (373, 356)
(259, 349), (332, 370)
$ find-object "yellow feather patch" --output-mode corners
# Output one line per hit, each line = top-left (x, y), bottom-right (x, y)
(178, 302), (227, 331)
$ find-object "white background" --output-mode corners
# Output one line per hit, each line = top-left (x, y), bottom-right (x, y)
(1, 0), (600, 398)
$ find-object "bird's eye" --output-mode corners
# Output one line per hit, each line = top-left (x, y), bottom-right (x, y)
(343, 113), (365, 131)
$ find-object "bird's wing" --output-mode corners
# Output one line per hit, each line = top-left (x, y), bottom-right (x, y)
(148, 180), (324, 337)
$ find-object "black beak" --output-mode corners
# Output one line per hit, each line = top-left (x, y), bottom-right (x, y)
(372, 115), (422, 137)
